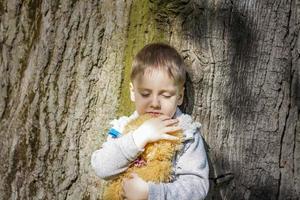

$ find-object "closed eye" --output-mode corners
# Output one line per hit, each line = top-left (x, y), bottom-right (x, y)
(140, 93), (150, 97)
(162, 92), (174, 98)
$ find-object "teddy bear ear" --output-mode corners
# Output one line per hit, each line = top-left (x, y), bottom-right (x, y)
(130, 83), (135, 102)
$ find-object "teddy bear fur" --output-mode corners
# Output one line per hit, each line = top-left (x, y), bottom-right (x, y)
(103, 114), (183, 200)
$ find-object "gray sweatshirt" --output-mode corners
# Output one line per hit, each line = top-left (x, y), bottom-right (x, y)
(91, 109), (209, 200)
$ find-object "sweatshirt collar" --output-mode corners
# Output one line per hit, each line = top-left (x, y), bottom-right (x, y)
(111, 108), (200, 140)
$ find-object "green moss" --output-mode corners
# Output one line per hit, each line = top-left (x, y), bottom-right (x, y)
(117, 0), (167, 117)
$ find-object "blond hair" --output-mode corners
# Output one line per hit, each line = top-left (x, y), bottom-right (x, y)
(130, 43), (186, 87)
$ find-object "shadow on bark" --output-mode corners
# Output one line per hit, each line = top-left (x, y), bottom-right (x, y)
(175, 1), (259, 197)
(179, 73), (195, 115)
(152, 0), (299, 199)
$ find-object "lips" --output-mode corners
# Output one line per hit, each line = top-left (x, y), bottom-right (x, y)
(146, 112), (162, 117)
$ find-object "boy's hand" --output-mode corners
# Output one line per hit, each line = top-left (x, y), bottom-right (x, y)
(122, 173), (148, 200)
(132, 115), (181, 149)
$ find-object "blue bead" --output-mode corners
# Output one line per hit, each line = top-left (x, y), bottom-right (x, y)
(108, 128), (120, 138)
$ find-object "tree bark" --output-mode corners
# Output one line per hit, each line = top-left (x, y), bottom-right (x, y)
(0, 0), (299, 200)
(0, 0), (131, 199)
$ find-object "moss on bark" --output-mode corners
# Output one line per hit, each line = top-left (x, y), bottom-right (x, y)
(117, 0), (167, 117)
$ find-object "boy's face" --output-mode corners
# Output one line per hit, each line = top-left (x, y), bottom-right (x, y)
(130, 69), (184, 118)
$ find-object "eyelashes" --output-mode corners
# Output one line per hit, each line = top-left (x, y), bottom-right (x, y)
(140, 93), (150, 97)
(139, 93), (173, 98)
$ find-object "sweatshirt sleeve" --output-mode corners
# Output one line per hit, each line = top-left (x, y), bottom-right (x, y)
(91, 133), (144, 180)
(148, 130), (209, 200)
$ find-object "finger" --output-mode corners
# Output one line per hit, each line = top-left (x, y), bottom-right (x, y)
(161, 133), (179, 141)
(130, 173), (138, 178)
(122, 181), (126, 195)
(158, 115), (170, 121)
(163, 126), (182, 133)
(163, 119), (179, 127)
(121, 188), (126, 198)
(122, 178), (129, 186)
(122, 179), (129, 191)
(122, 194), (128, 200)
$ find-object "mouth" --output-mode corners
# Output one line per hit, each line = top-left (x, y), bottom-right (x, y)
(146, 112), (162, 117)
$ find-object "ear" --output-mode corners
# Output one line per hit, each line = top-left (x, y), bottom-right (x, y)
(129, 82), (135, 102)
(177, 87), (185, 106)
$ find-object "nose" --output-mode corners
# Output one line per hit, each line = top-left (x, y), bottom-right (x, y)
(150, 95), (160, 108)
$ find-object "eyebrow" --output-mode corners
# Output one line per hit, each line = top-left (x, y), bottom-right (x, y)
(137, 88), (176, 93)
(137, 88), (151, 91)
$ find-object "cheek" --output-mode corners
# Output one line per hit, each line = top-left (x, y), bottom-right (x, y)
(162, 102), (177, 117)
(135, 97), (149, 107)
(161, 98), (177, 109)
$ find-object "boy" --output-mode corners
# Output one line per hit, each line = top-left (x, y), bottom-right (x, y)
(91, 43), (209, 200)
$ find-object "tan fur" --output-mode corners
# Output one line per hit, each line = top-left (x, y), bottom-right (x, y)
(103, 114), (183, 200)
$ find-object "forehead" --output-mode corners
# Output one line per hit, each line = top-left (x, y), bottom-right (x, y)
(134, 68), (173, 82)
(132, 68), (181, 90)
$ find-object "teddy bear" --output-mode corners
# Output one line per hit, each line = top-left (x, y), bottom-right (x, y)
(103, 114), (183, 200)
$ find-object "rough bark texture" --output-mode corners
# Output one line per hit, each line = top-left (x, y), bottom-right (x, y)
(0, 0), (131, 199)
(0, 0), (299, 200)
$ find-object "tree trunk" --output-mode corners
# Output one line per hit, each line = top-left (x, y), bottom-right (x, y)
(0, 0), (299, 200)
(0, 0), (131, 199)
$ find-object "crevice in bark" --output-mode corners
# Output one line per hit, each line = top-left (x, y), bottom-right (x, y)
(277, 58), (293, 199)
(283, 2), (292, 40)
(10, 1), (23, 47)
(212, 172), (234, 185)
(277, 167), (284, 200)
